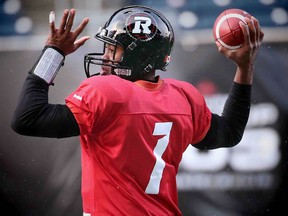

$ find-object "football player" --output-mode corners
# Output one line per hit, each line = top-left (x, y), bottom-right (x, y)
(11, 5), (264, 216)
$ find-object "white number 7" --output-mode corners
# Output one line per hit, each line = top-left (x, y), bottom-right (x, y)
(145, 122), (173, 194)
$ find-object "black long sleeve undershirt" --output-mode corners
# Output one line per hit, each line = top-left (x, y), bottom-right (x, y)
(194, 82), (251, 150)
(11, 73), (251, 150)
(11, 73), (80, 138)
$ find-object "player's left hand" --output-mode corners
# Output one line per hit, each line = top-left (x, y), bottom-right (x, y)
(45, 8), (90, 56)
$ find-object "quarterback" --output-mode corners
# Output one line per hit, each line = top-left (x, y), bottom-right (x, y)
(11, 5), (263, 216)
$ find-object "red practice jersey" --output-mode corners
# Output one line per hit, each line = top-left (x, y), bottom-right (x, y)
(65, 75), (211, 216)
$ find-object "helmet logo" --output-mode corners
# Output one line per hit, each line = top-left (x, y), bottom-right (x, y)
(132, 17), (151, 34)
(126, 12), (157, 41)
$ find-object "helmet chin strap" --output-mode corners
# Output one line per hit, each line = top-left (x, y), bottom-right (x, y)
(126, 39), (141, 51)
(143, 63), (154, 73)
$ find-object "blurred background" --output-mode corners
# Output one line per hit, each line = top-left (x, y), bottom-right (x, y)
(1, 0), (288, 215)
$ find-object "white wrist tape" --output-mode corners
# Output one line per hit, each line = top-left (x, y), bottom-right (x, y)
(49, 11), (55, 23)
(33, 47), (65, 84)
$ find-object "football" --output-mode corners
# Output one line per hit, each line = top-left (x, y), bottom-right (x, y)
(213, 9), (251, 50)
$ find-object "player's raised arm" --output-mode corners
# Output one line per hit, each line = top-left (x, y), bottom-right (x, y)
(10, 9), (85, 138)
(195, 15), (264, 150)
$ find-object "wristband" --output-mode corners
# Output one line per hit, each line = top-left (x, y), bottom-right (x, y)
(33, 46), (65, 85)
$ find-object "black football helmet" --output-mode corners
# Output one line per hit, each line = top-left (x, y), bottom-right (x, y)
(84, 5), (174, 81)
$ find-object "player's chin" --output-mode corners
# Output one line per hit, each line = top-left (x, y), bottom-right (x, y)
(100, 67), (112, 76)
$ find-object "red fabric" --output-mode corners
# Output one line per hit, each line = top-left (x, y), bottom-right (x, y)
(65, 75), (211, 215)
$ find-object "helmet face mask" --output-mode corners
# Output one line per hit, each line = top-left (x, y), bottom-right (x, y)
(84, 28), (132, 78)
(84, 5), (174, 81)
(84, 49), (130, 79)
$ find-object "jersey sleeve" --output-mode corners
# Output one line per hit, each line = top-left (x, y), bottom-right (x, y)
(65, 76), (130, 136)
(65, 77), (108, 135)
(181, 82), (212, 144)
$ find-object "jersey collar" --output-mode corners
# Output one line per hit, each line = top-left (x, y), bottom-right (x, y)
(134, 76), (163, 91)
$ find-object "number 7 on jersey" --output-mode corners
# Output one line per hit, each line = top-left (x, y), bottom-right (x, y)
(145, 122), (173, 194)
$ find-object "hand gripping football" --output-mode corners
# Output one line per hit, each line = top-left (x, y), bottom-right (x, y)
(213, 8), (251, 50)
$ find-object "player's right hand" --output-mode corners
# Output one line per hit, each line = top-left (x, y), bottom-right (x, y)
(216, 16), (264, 84)
(216, 16), (264, 71)
(45, 8), (90, 56)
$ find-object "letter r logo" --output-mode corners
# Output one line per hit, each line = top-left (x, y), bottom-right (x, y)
(132, 16), (152, 34)
(126, 12), (157, 41)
